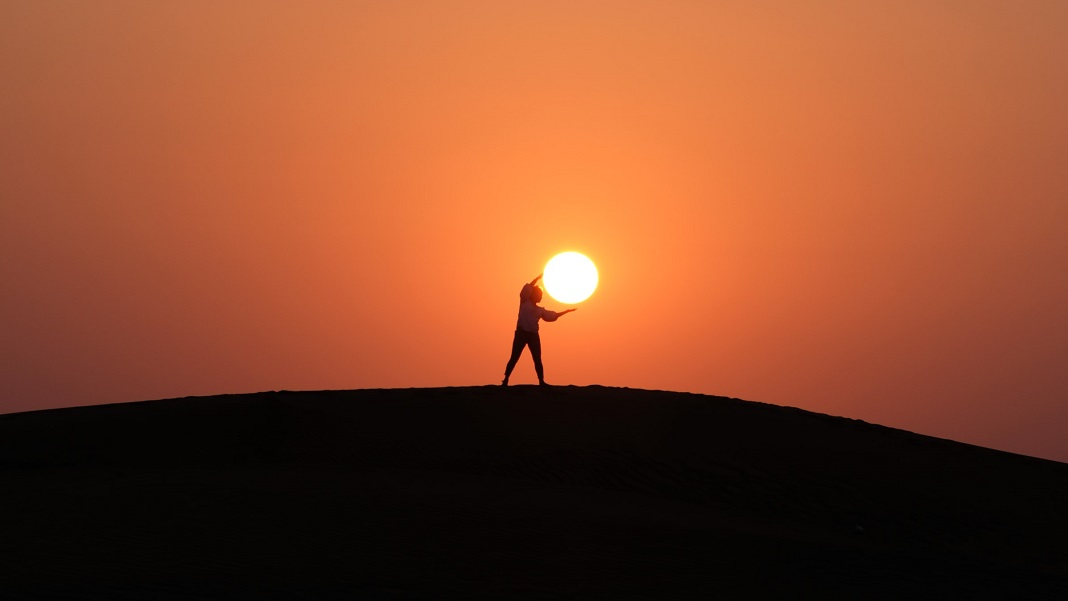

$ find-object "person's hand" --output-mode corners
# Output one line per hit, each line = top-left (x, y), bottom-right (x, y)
(532, 273), (543, 284)
(563, 308), (577, 315)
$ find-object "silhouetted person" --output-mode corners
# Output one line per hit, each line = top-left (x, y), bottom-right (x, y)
(502, 274), (576, 386)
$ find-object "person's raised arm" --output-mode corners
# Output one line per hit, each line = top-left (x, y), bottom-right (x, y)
(530, 273), (543, 285)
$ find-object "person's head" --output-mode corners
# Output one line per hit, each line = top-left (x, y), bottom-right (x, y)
(531, 286), (543, 303)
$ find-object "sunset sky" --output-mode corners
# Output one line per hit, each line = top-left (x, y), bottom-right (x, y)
(3, 1), (1066, 462)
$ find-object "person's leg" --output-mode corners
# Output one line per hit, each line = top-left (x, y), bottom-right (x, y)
(529, 332), (545, 385)
(503, 330), (527, 385)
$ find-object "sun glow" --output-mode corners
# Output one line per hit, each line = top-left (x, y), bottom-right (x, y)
(543, 252), (598, 304)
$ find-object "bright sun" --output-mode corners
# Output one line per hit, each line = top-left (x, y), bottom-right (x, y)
(543, 252), (598, 304)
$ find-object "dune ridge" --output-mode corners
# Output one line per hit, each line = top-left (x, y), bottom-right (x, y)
(2, 386), (1066, 599)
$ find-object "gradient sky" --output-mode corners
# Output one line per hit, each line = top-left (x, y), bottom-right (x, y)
(3, 1), (1066, 462)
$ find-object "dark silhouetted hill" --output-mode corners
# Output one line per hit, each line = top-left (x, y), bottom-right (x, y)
(2, 386), (1066, 599)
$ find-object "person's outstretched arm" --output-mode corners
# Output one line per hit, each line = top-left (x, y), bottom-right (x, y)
(530, 274), (543, 285)
(541, 308), (576, 322)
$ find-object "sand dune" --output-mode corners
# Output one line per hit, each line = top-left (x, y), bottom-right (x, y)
(2, 386), (1066, 599)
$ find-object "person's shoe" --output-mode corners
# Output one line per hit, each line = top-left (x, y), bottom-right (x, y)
(539, 381), (551, 387)
(501, 378), (509, 387)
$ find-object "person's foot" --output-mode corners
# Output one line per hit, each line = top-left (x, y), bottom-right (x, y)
(539, 381), (551, 387)
(501, 377), (509, 387)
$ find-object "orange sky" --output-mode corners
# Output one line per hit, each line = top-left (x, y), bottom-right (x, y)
(3, 1), (1066, 461)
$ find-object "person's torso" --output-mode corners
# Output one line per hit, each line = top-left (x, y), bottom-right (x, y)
(516, 301), (543, 332)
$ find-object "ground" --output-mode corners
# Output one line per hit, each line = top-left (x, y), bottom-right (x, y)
(2, 386), (1066, 599)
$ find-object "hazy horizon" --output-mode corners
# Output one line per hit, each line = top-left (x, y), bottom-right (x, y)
(3, 1), (1066, 462)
